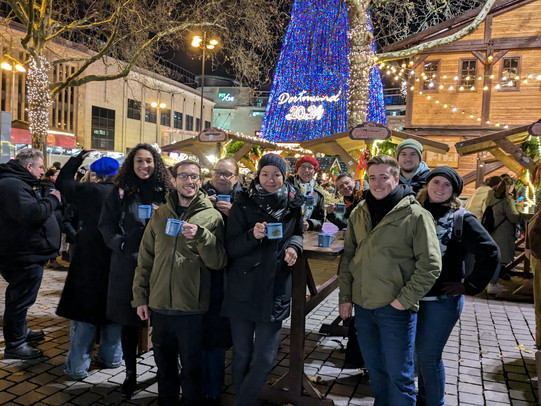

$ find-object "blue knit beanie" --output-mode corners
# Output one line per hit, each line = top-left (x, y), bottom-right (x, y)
(90, 157), (119, 177)
(258, 154), (287, 178)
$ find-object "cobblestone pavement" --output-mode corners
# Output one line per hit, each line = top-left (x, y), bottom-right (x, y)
(0, 266), (539, 405)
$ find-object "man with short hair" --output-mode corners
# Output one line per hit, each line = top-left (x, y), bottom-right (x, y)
(202, 158), (243, 217)
(132, 160), (226, 406)
(339, 155), (441, 406)
(0, 149), (62, 359)
(326, 173), (366, 229)
(396, 139), (430, 194)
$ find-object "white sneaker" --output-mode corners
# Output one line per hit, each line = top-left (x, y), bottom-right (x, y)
(487, 283), (507, 295)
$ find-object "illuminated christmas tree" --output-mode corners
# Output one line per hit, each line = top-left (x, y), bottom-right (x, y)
(260, 0), (386, 143)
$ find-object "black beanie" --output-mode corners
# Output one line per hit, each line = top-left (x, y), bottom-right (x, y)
(427, 166), (463, 196)
(258, 154), (287, 178)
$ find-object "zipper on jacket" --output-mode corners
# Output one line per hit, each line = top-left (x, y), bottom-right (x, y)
(170, 235), (179, 308)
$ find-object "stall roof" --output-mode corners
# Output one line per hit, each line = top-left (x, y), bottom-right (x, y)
(455, 125), (530, 156)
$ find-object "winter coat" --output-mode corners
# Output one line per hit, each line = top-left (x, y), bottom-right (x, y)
(0, 159), (60, 264)
(485, 191), (521, 264)
(464, 185), (491, 220)
(399, 161), (430, 194)
(39, 178), (64, 233)
(221, 184), (304, 323)
(426, 208), (500, 297)
(55, 155), (114, 324)
(339, 196), (441, 312)
(132, 190), (226, 311)
(98, 183), (167, 326)
(286, 175), (325, 230)
(327, 187), (364, 230)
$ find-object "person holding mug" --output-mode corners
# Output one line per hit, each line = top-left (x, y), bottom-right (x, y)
(222, 154), (304, 406)
(98, 144), (173, 399)
(326, 173), (366, 230)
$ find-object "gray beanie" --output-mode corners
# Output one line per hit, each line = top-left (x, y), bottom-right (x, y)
(258, 154), (287, 178)
(396, 139), (423, 160)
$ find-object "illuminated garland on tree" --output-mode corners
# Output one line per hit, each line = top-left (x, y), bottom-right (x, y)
(27, 56), (52, 149)
(260, 0), (386, 143)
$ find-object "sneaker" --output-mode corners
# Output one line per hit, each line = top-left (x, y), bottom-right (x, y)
(4, 343), (43, 360)
(487, 283), (507, 295)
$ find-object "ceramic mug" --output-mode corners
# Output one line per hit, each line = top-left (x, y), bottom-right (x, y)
(335, 203), (346, 214)
(138, 205), (152, 219)
(216, 194), (231, 203)
(165, 219), (183, 236)
(266, 223), (283, 239)
(318, 233), (336, 247)
(305, 195), (316, 206)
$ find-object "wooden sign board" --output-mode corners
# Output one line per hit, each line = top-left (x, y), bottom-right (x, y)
(349, 122), (391, 141)
(528, 120), (541, 137)
(424, 137), (460, 169)
(198, 127), (228, 143)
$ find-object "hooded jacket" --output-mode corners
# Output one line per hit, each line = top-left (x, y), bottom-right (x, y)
(0, 159), (60, 264)
(339, 195), (441, 311)
(399, 161), (430, 194)
(132, 190), (226, 312)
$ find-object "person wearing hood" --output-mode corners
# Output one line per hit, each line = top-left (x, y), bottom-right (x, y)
(0, 149), (62, 359)
(338, 155), (441, 406)
(55, 152), (122, 379)
(222, 154), (304, 406)
(132, 160), (226, 406)
(286, 155), (325, 231)
(415, 167), (499, 406)
(396, 139), (430, 194)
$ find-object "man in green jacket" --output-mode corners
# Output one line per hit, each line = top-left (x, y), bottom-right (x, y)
(338, 155), (441, 406)
(132, 160), (226, 406)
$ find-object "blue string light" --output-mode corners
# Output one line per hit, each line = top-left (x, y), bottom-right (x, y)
(261, 0), (386, 143)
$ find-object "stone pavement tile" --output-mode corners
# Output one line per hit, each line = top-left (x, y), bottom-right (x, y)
(13, 390), (49, 405)
(324, 393), (349, 406)
(34, 381), (67, 396)
(29, 372), (59, 385)
(6, 381), (39, 396)
(485, 390), (512, 403)
(459, 382), (484, 394)
(0, 394), (17, 404)
(41, 391), (76, 405)
(485, 380), (510, 392)
(5, 371), (36, 383)
(459, 391), (485, 404)
(71, 391), (103, 406)
(510, 389), (536, 402)
(444, 394), (458, 405)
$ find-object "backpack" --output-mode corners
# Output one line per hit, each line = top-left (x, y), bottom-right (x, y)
(453, 208), (475, 278)
(480, 200), (505, 233)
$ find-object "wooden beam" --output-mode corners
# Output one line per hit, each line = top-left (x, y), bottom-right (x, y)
(493, 138), (537, 173)
(489, 148), (526, 177)
(233, 142), (253, 162)
(422, 36), (541, 54)
(472, 50), (486, 66)
(491, 49), (509, 65)
(186, 146), (213, 170)
(391, 130), (450, 154)
(455, 125), (530, 149)
(328, 141), (357, 172)
(462, 161), (504, 185)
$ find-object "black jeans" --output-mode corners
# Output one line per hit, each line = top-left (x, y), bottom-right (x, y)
(0, 262), (44, 349)
(151, 311), (203, 406)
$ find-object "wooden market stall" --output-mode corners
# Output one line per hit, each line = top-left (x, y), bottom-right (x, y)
(161, 131), (308, 171)
(299, 129), (450, 173)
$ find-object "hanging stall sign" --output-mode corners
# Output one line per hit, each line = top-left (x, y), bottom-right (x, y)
(198, 127), (228, 143)
(528, 119), (541, 137)
(349, 122), (391, 141)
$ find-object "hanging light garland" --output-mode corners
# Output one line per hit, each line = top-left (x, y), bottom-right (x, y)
(377, 58), (541, 130)
(27, 56), (52, 147)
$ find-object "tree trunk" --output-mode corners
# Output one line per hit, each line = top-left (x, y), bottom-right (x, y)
(346, 0), (373, 129)
(27, 56), (52, 160)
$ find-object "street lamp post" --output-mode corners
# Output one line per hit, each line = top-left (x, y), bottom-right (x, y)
(151, 100), (166, 145)
(192, 33), (219, 132)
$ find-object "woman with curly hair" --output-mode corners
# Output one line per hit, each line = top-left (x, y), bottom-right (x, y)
(98, 144), (173, 399)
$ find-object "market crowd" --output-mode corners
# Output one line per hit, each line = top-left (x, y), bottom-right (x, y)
(2, 138), (529, 406)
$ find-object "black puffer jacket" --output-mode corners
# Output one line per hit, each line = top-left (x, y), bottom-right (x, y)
(0, 160), (60, 264)
(55, 154), (115, 324)
(222, 183), (304, 323)
(99, 182), (167, 326)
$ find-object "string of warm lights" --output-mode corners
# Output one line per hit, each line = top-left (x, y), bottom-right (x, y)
(375, 58), (541, 129)
(27, 56), (52, 146)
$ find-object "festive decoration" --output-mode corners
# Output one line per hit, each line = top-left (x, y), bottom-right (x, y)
(355, 149), (371, 181)
(261, 0), (386, 143)
(27, 56), (52, 150)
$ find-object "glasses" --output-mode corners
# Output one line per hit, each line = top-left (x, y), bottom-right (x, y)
(177, 173), (200, 181)
(298, 164), (315, 172)
(213, 170), (235, 180)
(337, 180), (352, 190)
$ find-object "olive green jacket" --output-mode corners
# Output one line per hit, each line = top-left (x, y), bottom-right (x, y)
(132, 190), (226, 312)
(338, 196), (441, 312)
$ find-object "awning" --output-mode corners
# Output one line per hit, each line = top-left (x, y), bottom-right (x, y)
(10, 128), (76, 148)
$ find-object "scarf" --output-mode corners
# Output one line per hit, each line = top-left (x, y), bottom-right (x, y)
(250, 180), (290, 221)
(424, 201), (454, 256)
(365, 184), (414, 228)
(299, 179), (315, 220)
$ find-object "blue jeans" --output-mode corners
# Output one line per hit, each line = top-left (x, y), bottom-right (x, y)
(416, 296), (464, 406)
(354, 304), (417, 406)
(0, 262), (44, 349)
(202, 347), (226, 398)
(229, 317), (282, 406)
(65, 321), (122, 379)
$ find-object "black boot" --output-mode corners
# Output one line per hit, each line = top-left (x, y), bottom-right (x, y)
(26, 329), (45, 343)
(4, 343), (43, 360)
(121, 372), (137, 399)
